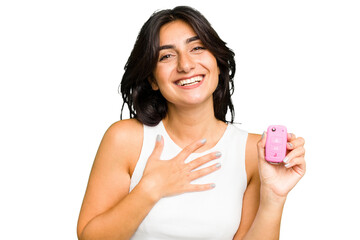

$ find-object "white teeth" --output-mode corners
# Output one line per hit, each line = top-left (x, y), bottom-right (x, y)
(177, 76), (203, 86)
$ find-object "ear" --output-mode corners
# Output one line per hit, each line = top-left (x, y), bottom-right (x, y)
(217, 66), (220, 75)
(148, 76), (159, 91)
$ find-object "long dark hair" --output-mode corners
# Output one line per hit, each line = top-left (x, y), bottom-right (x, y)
(120, 6), (236, 126)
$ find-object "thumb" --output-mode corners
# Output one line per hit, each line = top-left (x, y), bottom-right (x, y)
(149, 134), (164, 161)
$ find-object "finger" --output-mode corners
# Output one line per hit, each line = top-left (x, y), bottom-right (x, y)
(283, 146), (305, 164)
(284, 156), (306, 176)
(149, 134), (164, 160)
(187, 151), (221, 170)
(257, 131), (266, 161)
(189, 162), (221, 181)
(185, 183), (216, 192)
(287, 133), (296, 141)
(287, 137), (305, 150)
(176, 138), (207, 161)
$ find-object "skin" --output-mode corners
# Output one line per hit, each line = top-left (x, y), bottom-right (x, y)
(77, 20), (306, 240)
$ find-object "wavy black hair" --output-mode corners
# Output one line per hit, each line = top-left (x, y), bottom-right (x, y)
(119, 6), (236, 126)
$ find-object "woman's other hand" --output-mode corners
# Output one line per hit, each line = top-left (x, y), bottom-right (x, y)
(257, 132), (306, 201)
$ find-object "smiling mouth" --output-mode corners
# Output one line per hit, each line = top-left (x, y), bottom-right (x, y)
(175, 75), (204, 86)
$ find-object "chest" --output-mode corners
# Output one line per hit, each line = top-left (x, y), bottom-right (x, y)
(132, 151), (247, 239)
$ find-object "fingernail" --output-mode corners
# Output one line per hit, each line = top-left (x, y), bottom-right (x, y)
(200, 138), (207, 144)
(210, 183), (216, 188)
(261, 131), (265, 139)
(283, 156), (289, 163)
(288, 142), (293, 148)
(285, 163), (291, 168)
(215, 151), (222, 157)
(156, 134), (162, 142)
(215, 163), (221, 168)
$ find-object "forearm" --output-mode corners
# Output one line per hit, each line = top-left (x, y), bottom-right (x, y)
(79, 182), (159, 240)
(241, 189), (286, 240)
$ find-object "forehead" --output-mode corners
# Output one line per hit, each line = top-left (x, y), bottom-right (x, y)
(159, 20), (197, 45)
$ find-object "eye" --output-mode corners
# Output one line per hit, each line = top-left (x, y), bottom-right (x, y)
(192, 46), (206, 52)
(159, 54), (173, 62)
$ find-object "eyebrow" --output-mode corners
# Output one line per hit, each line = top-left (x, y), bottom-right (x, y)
(158, 36), (200, 51)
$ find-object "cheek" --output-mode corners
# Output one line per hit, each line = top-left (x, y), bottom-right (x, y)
(200, 54), (219, 74)
(153, 65), (171, 86)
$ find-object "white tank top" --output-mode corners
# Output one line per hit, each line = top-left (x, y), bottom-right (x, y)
(129, 121), (248, 239)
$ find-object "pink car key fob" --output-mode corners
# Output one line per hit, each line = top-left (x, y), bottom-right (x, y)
(265, 125), (287, 164)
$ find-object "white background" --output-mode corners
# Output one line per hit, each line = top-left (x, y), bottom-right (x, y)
(1, 0), (359, 239)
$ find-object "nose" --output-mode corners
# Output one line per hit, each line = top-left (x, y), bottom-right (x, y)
(177, 53), (195, 73)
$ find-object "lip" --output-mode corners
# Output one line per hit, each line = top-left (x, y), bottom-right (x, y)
(174, 74), (205, 89)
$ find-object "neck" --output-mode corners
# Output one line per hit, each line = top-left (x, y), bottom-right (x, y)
(162, 102), (227, 151)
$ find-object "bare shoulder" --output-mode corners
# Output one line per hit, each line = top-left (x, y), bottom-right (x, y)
(105, 118), (143, 144)
(101, 118), (143, 172)
(245, 133), (262, 184)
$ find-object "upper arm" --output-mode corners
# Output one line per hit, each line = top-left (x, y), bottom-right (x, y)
(234, 133), (262, 239)
(77, 119), (143, 238)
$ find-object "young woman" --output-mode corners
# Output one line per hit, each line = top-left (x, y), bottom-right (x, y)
(77, 6), (306, 240)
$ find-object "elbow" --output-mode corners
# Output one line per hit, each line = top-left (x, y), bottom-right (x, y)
(77, 220), (100, 240)
(77, 221), (88, 240)
(77, 225), (84, 240)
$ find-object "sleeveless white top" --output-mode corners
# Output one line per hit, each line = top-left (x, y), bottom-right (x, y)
(129, 121), (248, 239)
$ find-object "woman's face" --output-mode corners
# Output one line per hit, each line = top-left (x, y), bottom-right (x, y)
(151, 20), (220, 109)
